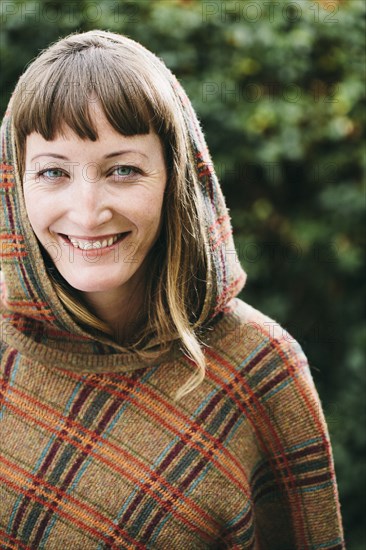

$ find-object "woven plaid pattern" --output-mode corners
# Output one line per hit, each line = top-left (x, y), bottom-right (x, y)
(0, 300), (345, 548)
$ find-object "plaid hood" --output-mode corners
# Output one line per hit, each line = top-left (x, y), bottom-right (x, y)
(0, 46), (246, 359)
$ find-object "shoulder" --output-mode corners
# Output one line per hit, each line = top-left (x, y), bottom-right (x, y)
(204, 297), (318, 410)
(204, 296), (331, 453)
(208, 300), (345, 548)
(206, 297), (310, 375)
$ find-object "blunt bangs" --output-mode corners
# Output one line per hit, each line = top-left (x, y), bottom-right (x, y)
(12, 40), (175, 155)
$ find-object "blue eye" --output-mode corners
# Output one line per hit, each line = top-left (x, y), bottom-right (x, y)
(39, 168), (64, 180)
(113, 166), (135, 177)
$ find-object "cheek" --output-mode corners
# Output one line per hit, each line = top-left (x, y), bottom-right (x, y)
(127, 190), (165, 229)
(23, 188), (56, 233)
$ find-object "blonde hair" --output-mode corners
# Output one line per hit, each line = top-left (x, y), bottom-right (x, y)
(11, 30), (218, 401)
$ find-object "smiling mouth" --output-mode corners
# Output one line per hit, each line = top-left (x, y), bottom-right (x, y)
(59, 232), (130, 250)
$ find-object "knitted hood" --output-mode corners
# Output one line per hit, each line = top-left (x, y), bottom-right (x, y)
(0, 34), (246, 363)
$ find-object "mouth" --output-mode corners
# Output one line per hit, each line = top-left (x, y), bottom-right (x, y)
(59, 232), (131, 250)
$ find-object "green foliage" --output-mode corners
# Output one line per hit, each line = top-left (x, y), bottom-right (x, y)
(1, 0), (365, 545)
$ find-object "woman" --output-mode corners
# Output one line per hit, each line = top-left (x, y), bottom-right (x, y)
(0, 30), (344, 549)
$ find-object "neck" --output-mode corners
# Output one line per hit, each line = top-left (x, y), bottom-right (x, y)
(82, 278), (146, 345)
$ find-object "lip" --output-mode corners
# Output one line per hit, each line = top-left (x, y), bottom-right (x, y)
(58, 232), (131, 254)
(63, 233), (128, 241)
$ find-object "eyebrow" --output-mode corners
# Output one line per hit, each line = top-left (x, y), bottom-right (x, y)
(30, 150), (149, 162)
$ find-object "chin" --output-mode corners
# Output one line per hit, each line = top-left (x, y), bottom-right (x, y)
(58, 267), (134, 294)
(70, 281), (120, 293)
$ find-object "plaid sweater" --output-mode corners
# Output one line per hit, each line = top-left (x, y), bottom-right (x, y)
(1, 31), (344, 548)
(0, 298), (345, 549)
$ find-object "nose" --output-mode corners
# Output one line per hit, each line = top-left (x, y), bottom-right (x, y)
(68, 173), (113, 230)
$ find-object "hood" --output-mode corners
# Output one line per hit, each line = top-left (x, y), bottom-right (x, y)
(0, 71), (246, 361)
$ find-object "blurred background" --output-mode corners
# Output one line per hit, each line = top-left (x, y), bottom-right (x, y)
(1, 0), (365, 546)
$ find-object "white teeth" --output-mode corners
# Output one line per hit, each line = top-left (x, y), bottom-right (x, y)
(67, 233), (122, 250)
(69, 237), (79, 248)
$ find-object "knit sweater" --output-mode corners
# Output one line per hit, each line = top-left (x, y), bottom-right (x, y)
(0, 32), (344, 549)
(0, 297), (345, 550)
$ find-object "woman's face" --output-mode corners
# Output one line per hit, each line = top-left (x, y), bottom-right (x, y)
(23, 105), (167, 296)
